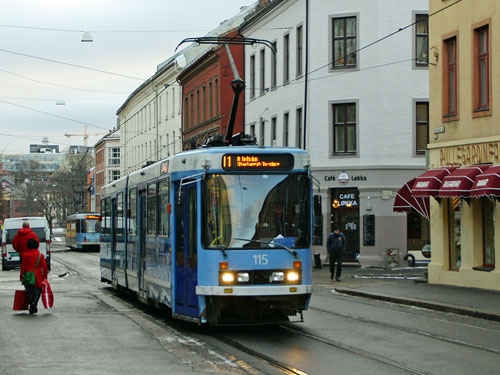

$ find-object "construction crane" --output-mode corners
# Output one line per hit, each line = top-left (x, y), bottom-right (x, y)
(64, 125), (107, 146)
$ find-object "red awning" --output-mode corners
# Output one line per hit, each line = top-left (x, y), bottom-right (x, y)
(393, 178), (430, 219)
(470, 165), (500, 197)
(438, 165), (489, 198)
(412, 167), (457, 197)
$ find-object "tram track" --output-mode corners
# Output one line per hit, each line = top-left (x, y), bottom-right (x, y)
(53, 253), (497, 375)
(54, 253), (428, 374)
(308, 303), (500, 355)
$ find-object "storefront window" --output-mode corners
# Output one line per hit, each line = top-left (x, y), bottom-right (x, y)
(482, 199), (495, 268)
(448, 198), (461, 270)
(407, 210), (430, 252)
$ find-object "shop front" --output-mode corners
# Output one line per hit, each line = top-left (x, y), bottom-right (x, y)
(313, 167), (426, 267)
(400, 141), (500, 291)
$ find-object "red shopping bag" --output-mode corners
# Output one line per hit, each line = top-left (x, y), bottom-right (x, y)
(41, 280), (53, 309)
(13, 290), (29, 311)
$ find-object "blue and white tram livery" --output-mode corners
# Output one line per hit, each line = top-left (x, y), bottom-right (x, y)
(100, 146), (313, 324)
(65, 213), (101, 251)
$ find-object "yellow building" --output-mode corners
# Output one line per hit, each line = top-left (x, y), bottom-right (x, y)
(425, 0), (500, 290)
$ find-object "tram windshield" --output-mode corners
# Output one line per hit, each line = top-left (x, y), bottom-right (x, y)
(202, 173), (311, 249)
(81, 219), (99, 233)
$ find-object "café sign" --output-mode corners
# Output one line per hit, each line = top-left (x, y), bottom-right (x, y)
(440, 141), (500, 167)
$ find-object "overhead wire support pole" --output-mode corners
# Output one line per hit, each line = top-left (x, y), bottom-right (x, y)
(176, 36), (276, 145)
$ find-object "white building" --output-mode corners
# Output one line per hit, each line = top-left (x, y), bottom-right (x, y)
(117, 4), (258, 175)
(240, 0), (429, 267)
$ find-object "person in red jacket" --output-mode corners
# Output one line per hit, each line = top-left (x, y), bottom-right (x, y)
(20, 238), (48, 314)
(12, 221), (39, 259)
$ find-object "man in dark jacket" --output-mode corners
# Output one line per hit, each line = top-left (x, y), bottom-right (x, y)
(326, 226), (346, 281)
(12, 221), (39, 259)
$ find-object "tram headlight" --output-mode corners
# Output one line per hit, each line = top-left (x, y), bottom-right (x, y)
(237, 272), (250, 283)
(221, 272), (235, 283)
(286, 271), (300, 282)
(270, 272), (285, 282)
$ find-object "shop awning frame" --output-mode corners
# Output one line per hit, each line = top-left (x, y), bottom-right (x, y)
(393, 178), (430, 220)
(470, 165), (500, 198)
(412, 167), (457, 197)
(438, 165), (489, 199)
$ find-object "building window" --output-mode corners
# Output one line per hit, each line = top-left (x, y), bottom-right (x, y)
(333, 103), (356, 154)
(283, 34), (290, 83)
(109, 170), (120, 182)
(208, 80), (213, 118)
(250, 124), (255, 138)
(415, 14), (428, 66)
(271, 41), (277, 89)
(283, 112), (289, 146)
(443, 36), (458, 118)
(108, 147), (120, 165)
(296, 25), (303, 76)
(214, 78), (219, 115)
(190, 93), (194, 127)
(332, 16), (357, 68)
(474, 25), (490, 112)
(296, 107), (303, 148)
(448, 198), (461, 271)
(196, 89), (200, 125)
(483, 199), (495, 268)
(416, 102), (429, 155)
(202, 85), (206, 121)
(184, 96), (188, 129)
(260, 118), (265, 146)
(271, 116), (277, 144)
(250, 55), (256, 98)
(260, 49), (265, 94)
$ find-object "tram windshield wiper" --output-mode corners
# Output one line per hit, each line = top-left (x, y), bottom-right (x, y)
(234, 238), (297, 257)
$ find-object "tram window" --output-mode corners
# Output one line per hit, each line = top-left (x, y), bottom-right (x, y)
(117, 192), (124, 236)
(159, 179), (170, 236)
(103, 198), (111, 235)
(147, 183), (157, 235)
(129, 188), (137, 236)
(75, 220), (81, 233)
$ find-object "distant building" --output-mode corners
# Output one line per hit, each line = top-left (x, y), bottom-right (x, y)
(30, 144), (59, 153)
(94, 129), (120, 211)
(177, 29), (245, 150)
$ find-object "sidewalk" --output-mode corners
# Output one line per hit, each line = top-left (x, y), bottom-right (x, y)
(312, 264), (500, 322)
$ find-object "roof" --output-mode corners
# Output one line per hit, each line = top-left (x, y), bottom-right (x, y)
(239, 0), (287, 32)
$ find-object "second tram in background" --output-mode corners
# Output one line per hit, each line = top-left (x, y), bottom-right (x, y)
(65, 213), (101, 251)
(100, 146), (313, 325)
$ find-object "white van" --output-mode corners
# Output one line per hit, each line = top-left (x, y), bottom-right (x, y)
(1, 217), (51, 271)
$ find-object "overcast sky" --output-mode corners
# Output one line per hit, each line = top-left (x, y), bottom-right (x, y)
(0, 0), (256, 154)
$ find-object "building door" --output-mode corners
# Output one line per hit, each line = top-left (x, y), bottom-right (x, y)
(138, 190), (147, 296)
(174, 182), (199, 318)
(331, 188), (360, 262)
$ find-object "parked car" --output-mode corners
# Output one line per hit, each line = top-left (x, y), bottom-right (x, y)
(1, 217), (51, 271)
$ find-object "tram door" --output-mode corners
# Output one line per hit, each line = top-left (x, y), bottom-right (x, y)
(174, 183), (199, 318)
(138, 190), (147, 297)
(111, 198), (117, 284)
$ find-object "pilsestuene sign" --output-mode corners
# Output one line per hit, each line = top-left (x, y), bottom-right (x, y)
(439, 142), (500, 167)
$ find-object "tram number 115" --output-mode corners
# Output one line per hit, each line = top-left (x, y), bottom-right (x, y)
(253, 254), (269, 265)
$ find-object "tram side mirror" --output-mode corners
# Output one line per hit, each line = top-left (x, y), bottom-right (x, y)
(313, 195), (322, 217)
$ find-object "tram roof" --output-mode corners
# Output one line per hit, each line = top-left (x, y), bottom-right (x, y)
(102, 146), (309, 196)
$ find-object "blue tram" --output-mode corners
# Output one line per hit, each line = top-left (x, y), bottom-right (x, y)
(100, 147), (313, 324)
(65, 213), (101, 251)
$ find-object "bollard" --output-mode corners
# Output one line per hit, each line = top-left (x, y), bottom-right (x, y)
(314, 253), (322, 269)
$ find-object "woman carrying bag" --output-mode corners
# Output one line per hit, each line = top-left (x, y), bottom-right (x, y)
(20, 238), (48, 314)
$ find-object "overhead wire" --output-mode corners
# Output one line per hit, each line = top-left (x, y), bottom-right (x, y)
(0, 67), (130, 94)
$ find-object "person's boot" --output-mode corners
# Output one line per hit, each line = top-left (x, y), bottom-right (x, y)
(336, 277), (341, 282)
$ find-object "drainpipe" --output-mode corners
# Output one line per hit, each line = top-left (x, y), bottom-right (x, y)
(303, 0), (309, 150)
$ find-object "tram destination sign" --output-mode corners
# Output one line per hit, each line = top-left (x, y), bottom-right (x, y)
(222, 153), (294, 171)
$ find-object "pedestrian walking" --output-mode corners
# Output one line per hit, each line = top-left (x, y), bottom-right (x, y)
(12, 221), (39, 259)
(326, 226), (346, 281)
(20, 238), (48, 314)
